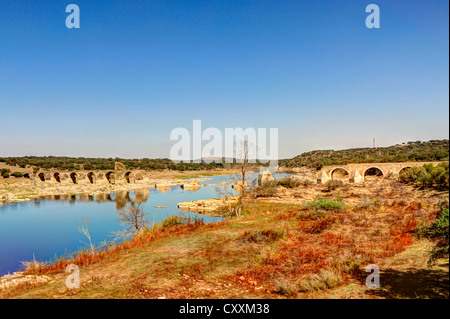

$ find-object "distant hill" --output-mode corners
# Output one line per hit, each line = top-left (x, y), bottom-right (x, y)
(1, 140), (448, 172)
(279, 139), (449, 170)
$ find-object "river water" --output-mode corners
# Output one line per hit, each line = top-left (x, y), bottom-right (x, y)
(0, 172), (291, 276)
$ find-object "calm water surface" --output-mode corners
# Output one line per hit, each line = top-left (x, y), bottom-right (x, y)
(0, 173), (291, 276)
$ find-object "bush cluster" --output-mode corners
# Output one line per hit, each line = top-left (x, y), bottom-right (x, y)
(0, 156), (235, 172)
(399, 162), (449, 190)
(1, 168), (11, 178)
(415, 202), (449, 266)
(302, 196), (345, 211)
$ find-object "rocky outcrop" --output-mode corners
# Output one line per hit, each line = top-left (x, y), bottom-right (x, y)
(181, 181), (203, 191)
(178, 196), (237, 216)
(258, 171), (275, 186)
(0, 272), (52, 290)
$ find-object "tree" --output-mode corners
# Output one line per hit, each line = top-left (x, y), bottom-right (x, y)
(116, 203), (148, 237)
(416, 202), (449, 266)
(229, 140), (253, 217)
(78, 217), (95, 255)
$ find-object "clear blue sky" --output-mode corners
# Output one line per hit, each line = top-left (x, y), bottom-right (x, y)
(0, 0), (448, 159)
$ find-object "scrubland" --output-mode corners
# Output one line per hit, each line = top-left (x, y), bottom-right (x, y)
(1, 177), (448, 299)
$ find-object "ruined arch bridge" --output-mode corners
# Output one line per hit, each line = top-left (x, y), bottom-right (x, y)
(318, 161), (443, 184)
(32, 169), (148, 185)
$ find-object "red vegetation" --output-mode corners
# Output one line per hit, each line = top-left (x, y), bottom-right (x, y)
(228, 201), (435, 293)
(32, 218), (226, 274)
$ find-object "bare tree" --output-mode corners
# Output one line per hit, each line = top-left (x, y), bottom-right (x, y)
(78, 217), (95, 255)
(229, 140), (256, 217)
(116, 203), (148, 236)
(215, 183), (236, 214)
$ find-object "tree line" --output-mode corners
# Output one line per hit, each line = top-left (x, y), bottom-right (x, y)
(280, 139), (449, 170)
(0, 156), (268, 172)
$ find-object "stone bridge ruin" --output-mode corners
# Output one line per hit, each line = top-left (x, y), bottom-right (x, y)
(318, 161), (442, 184)
(33, 169), (148, 185)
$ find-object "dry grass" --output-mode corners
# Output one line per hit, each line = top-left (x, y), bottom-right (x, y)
(1, 183), (448, 299)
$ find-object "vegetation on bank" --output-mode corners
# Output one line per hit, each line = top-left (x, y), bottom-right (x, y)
(0, 157), (268, 173)
(415, 201), (449, 266)
(1, 169), (25, 179)
(280, 139), (449, 169)
(399, 162), (449, 190)
(2, 196), (447, 299)
(1, 169), (10, 178)
(20, 212), (210, 276)
(0, 157), (228, 172)
(276, 177), (311, 188)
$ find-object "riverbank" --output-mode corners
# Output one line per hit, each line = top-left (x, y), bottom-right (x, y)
(1, 178), (448, 299)
(0, 169), (240, 205)
(1, 198), (448, 298)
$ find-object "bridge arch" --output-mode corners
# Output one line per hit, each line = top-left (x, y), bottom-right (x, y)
(53, 172), (61, 183)
(70, 172), (78, 184)
(124, 171), (132, 183)
(87, 172), (95, 184)
(105, 171), (114, 184)
(330, 167), (350, 181)
(37, 172), (45, 182)
(363, 167), (384, 179)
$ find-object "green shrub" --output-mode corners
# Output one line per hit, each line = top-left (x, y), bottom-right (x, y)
(303, 196), (345, 211)
(11, 171), (23, 178)
(252, 181), (278, 198)
(155, 214), (201, 231)
(415, 202), (449, 266)
(277, 177), (314, 188)
(277, 177), (298, 188)
(400, 163), (449, 190)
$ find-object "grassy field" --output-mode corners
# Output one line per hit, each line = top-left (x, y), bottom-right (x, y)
(2, 197), (448, 299)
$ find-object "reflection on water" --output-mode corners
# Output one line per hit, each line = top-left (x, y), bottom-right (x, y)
(155, 185), (171, 192)
(114, 188), (150, 209)
(37, 188), (151, 210)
